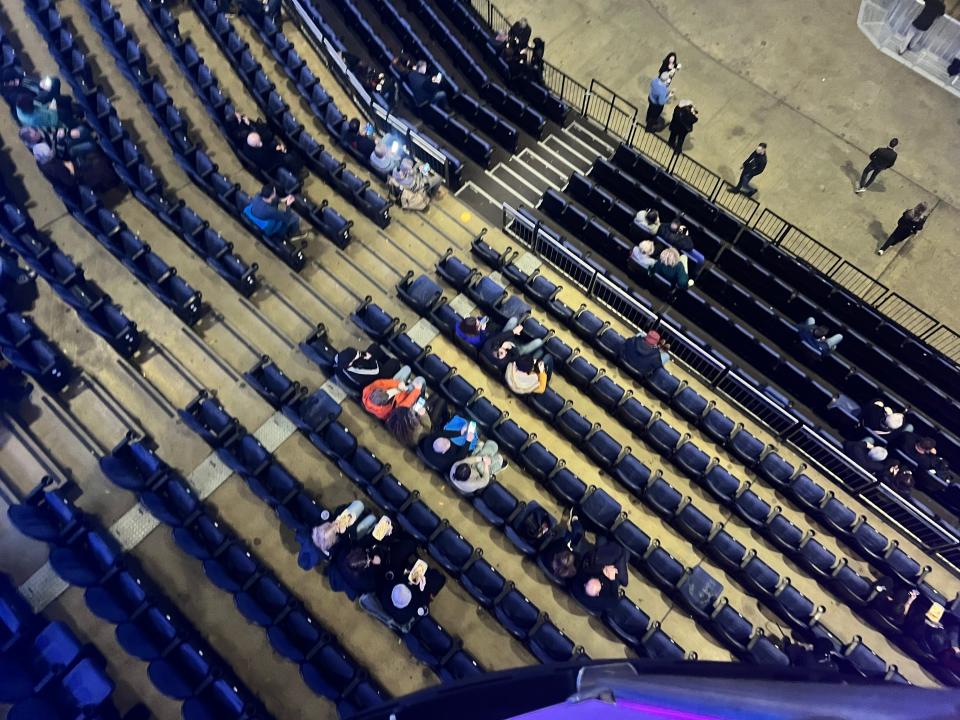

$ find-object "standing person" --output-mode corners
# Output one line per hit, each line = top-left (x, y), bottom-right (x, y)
(878, 203), (928, 255)
(855, 138), (899, 193)
(645, 72), (673, 132)
(658, 52), (681, 82)
(667, 100), (698, 154)
(899, 0), (946, 54)
(728, 143), (767, 197)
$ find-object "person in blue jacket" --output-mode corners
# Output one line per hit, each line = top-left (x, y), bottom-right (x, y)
(243, 184), (302, 240)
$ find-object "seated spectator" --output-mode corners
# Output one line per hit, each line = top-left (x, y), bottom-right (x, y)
(361, 366), (425, 421)
(20, 125), (96, 161)
(880, 463), (915, 494)
(843, 439), (891, 475)
(239, 0), (281, 24)
(479, 316), (544, 372)
(385, 397), (434, 446)
(662, 218), (694, 253)
(242, 184), (304, 240)
(295, 500), (366, 568)
(512, 501), (555, 548)
(448, 439), (504, 495)
(15, 90), (62, 130)
(652, 247), (692, 288)
(580, 541), (628, 589)
(441, 415), (481, 453)
(505, 353), (552, 395)
(360, 559), (443, 633)
(633, 208), (661, 237)
(389, 159), (444, 211)
(797, 317), (843, 354)
(868, 575), (920, 625)
(628, 239), (657, 271)
(342, 118), (376, 158)
(620, 329), (671, 378)
(242, 129), (303, 176)
(418, 433), (470, 474)
(32, 142), (78, 195)
(370, 141), (401, 175)
(570, 543), (623, 613)
(507, 18), (532, 51)
(334, 346), (397, 391)
(889, 433), (939, 473)
(401, 61), (449, 110)
(549, 549), (579, 582)
(455, 314), (493, 348)
(860, 400), (907, 437)
(777, 636), (839, 672)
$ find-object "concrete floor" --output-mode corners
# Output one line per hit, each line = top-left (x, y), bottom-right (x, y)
(1, 0), (958, 716)
(498, 0), (960, 331)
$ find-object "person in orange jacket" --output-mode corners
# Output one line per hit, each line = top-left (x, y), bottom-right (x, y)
(361, 366), (425, 421)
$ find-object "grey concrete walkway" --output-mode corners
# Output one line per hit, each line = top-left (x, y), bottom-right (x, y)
(500, 0), (960, 330)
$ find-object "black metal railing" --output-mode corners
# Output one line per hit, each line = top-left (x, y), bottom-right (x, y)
(462, 0), (960, 367)
(500, 201), (960, 566)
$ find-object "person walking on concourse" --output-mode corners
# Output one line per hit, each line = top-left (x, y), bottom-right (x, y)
(855, 138), (898, 193)
(878, 203), (928, 255)
(728, 143), (767, 197)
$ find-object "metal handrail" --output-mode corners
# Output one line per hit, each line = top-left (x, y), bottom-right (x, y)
(465, 0), (960, 367)
(499, 200), (960, 567)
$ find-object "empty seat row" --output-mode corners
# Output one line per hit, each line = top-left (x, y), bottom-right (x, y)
(186, 0), (391, 230)
(14, 1), (261, 294)
(326, 0), (494, 166)
(248, 349), (590, 666)
(433, 0), (571, 125)
(0, 306), (73, 393)
(98, 433), (390, 714)
(7, 478), (274, 719)
(0, 573), (124, 719)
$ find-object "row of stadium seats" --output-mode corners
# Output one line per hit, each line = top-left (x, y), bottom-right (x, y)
(185, 0), (392, 228)
(389, 270), (920, 680)
(433, 0), (571, 125)
(282, 0), (466, 187)
(402, 0), (546, 138)
(98, 433), (390, 715)
(453, 243), (960, 683)
(609, 144), (960, 403)
(325, 0), (496, 165)
(68, 0), (344, 267)
(8, 2), (261, 295)
(0, 573), (125, 718)
(543, 163), (960, 509)
(7, 478), (274, 718)
(178, 385), (493, 676)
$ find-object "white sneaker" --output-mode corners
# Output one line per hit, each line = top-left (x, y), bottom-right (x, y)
(854, 186), (865, 193)
(877, 249), (885, 256)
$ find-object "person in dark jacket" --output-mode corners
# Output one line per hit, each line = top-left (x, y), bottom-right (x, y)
(242, 184), (302, 239)
(899, 0), (946, 54)
(877, 203), (928, 255)
(341, 118), (376, 158)
(32, 142), (77, 194)
(797, 317), (843, 354)
(334, 346), (398, 390)
(855, 138), (898, 192)
(667, 100), (698, 154)
(663, 218), (694, 253)
(508, 18), (532, 51)
(843, 439), (892, 475)
(889, 432), (939, 473)
(241, 127), (303, 176)
(728, 143), (767, 197)
(478, 316), (544, 372)
(859, 400), (907, 437)
(620, 329), (671, 378)
(401, 61), (449, 110)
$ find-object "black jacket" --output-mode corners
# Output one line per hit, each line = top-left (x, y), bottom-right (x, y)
(869, 147), (898, 170)
(669, 105), (698, 135)
(913, 0), (945, 31)
(620, 336), (663, 378)
(479, 329), (518, 372)
(742, 151), (767, 176)
(895, 210), (926, 236)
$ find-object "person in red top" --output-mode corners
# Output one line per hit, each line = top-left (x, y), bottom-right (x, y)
(361, 366), (425, 421)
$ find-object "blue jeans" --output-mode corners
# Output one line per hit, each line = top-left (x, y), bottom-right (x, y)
(802, 317), (843, 350)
